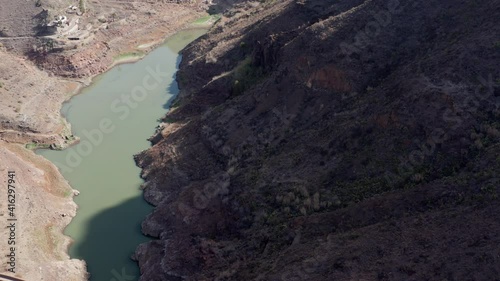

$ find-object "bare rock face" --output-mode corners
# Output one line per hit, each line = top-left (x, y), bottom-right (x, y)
(135, 0), (500, 280)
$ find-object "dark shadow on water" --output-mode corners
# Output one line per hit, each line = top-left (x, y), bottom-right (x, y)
(76, 56), (181, 281)
(162, 55), (183, 110)
(73, 196), (152, 281)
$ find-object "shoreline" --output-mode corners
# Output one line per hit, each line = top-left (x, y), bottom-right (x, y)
(37, 23), (212, 154)
(35, 21), (213, 280)
(0, 4), (216, 279)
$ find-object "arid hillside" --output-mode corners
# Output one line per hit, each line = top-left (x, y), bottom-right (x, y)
(135, 0), (500, 280)
(1, 0), (206, 77)
(0, 51), (76, 139)
(0, 0), (207, 137)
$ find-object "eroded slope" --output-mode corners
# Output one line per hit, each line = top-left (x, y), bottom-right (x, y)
(135, 0), (500, 280)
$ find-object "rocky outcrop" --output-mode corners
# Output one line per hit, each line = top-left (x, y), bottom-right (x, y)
(34, 41), (113, 78)
(135, 0), (500, 280)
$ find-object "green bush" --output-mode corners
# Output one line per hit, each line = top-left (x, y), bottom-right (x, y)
(231, 57), (264, 95)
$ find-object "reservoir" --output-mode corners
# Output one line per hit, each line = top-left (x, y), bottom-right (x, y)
(38, 28), (206, 281)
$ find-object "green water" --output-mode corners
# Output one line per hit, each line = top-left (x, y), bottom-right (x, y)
(37, 29), (206, 281)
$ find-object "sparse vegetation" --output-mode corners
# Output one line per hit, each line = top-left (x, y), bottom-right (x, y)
(79, 0), (86, 14)
(170, 98), (181, 108)
(231, 56), (264, 95)
(113, 51), (144, 61)
(164, 117), (176, 123)
(193, 14), (221, 25)
(194, 15), (211, 24)
(25, 143), (51, 150)
(0, 0), (498, 279)
(33, 37), (56, 54)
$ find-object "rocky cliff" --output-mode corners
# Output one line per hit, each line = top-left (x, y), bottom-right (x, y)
(135, 0), (500, 280)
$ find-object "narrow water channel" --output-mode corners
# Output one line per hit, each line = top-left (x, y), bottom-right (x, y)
(38, 29), (207, 281)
